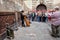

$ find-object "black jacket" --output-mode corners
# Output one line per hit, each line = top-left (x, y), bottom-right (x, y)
(20, 13), (24, 20)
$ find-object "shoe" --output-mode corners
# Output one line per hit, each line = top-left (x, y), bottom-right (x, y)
(51, 34), (57, 38)
(56, 35), (60, 38)
(7, 37), (11, 40)
(22, 25), (26, 27)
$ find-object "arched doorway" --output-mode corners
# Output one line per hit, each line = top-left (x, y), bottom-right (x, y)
(36, 4), (47, 22)
(36, 4), (47, 12)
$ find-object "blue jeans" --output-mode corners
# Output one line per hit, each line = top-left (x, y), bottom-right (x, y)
(37, 16), (41, 22)
(45, 17), (48, 22)
(32, 17), (35, 21)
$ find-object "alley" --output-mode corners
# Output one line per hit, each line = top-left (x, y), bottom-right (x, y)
(0, 0), (60, 40)
(4, 22), (60, 40)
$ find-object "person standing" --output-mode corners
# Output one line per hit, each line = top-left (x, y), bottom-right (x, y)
(20, 11), (25, 27)
(41, 12), (46, 22)
(50, 7), (60, 37)
(37, 11), (41, 22)
(31, 12), (36, 21)
(45, 12), (48, 22)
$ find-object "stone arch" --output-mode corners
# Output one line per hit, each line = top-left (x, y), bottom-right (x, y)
(36, 4), (47, 11)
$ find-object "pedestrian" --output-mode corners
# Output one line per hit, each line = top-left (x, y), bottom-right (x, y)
(41, 12), (46, 22)
(27, 11), (31, 20)
(50, 6), (60, 37)
(37, 11), (41, 22)
(31, 12), (36, 21)
(45, 12), (48, 22)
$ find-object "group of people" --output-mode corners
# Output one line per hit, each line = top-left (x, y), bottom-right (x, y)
(20, 6), (60, 37)
(27, 11), (48, 22)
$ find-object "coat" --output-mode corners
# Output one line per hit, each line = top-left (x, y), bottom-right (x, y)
(50, 11), (60, 26)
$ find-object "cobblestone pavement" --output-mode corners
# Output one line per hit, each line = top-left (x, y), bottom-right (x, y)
(4, 22), (60, 40)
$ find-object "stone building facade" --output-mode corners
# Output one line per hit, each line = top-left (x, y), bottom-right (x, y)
(0, 0), (60, 11)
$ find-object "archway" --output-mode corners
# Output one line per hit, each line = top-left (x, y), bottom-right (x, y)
(36, 4), (47, 22)
(36, 4), (47, 12)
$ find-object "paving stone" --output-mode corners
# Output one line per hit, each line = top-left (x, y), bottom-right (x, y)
(4, 22), (60, 40)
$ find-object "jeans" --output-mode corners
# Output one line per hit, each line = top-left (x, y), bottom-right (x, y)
(42, 16), (46, 22)
(37, 16), (41, 22)
(32, 17), (35, 21)
(45, 17), (48, 22)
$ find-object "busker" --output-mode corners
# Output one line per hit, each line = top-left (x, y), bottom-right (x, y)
(20, 10), (25, 27)
(23, 11), (30, 27)
(50, 6), (60, 37)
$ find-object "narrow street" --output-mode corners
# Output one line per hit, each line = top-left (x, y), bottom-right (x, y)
(0, 0), (60, 40)
(4, 22), (60, 40)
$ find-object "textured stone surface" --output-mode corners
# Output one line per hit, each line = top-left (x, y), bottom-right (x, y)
(0, 0), (29, 11)
(4, 22), (60, 40)
(0, 0), (22, 11)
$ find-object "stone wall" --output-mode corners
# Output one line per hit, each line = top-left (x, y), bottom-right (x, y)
(0, 12), (15, 40)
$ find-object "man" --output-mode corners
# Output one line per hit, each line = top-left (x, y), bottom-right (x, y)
(51, 6), (60, 37)
(20, 10), (25, 27)
(31, 12), (36, 21)
(41, 12), (46, 22)
(37, 11), (41, 22)
(45, 12), (48, 22)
